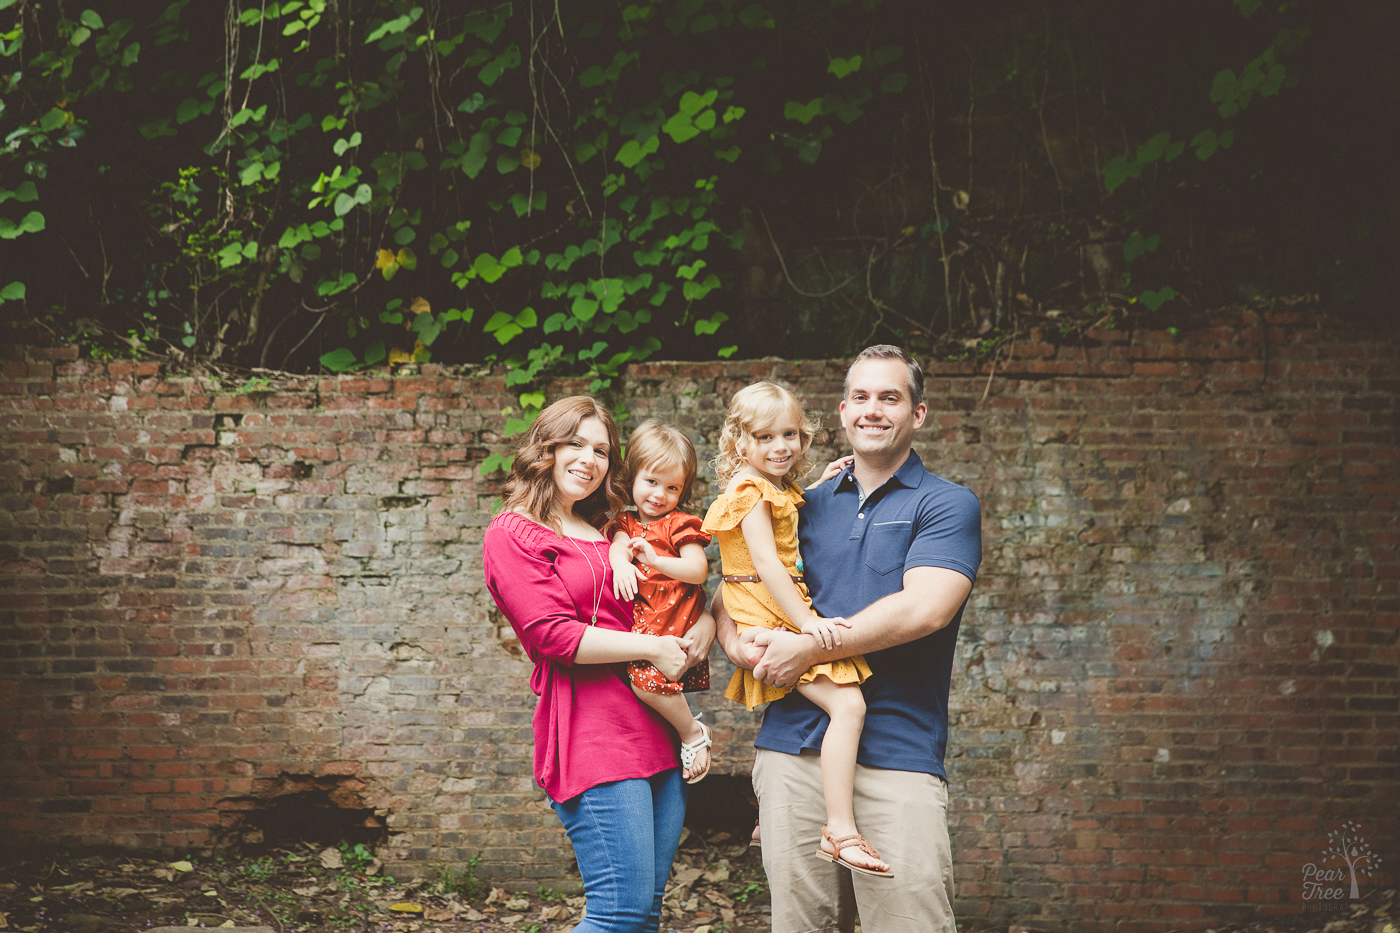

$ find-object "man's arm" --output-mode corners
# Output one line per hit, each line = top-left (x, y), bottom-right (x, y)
(711, 587), (757, 671)
(747, 566), (972, 687)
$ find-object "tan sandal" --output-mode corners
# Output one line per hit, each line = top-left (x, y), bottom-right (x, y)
(815, 825), (893, 878)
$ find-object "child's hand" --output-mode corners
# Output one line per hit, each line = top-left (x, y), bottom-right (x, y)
(808, 455), (854, 489)
(627, 536), (661, 569)
(611, 558), (640, 600)
(800, 614), (846, 650)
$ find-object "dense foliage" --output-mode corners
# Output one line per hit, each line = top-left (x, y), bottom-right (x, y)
(0, 0), (1393, 397)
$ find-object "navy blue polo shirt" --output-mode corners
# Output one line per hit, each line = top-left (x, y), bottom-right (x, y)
(754, 450), (982, 779)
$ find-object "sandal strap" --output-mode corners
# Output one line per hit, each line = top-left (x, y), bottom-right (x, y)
(823, 828), (883, 861)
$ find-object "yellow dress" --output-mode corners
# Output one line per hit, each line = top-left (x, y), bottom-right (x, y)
(702, 476), (872, 710)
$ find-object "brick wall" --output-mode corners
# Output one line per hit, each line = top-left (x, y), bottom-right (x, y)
(1, 309), (1396, 931)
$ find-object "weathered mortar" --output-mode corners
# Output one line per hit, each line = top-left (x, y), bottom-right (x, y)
(1, 309), (1396, 931)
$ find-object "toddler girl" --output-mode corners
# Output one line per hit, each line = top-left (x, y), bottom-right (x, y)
(702, 381), (891, 878)
(609, 419), (716, 784)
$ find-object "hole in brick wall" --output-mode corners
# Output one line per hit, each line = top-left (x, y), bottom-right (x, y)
(218, 774), (386, 852)
(219, 413), (243, 428)
(681, 774), (758, 844)
(293, 461), (314, 479)
(41, 476), (75, 496)
(379, 495), (423, 509)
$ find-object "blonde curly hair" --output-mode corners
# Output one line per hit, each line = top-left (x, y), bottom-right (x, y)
(713, 381), (820, 488)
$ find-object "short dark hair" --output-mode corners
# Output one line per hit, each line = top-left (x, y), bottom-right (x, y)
(843, 345), (924, 408)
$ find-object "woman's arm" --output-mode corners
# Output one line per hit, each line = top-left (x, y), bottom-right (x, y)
(630, 539), (709, 584)
(574, 626), (691, 681)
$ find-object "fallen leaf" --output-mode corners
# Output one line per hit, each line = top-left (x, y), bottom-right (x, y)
(220, 922), (236, 928)
(484, 887), (507, 905)
(292, 885), (321, 897)
(318, 848), (343, 869)
(0, 909), (9, 929)
(51, 881), (94, 893)
(539, 904), (570, 920)
(694, 925), (713, 933)
(701, 860), (729, 883)
(169, 860), (194, 873)
(424, 907), (455, 921)
(152, 869), (175, 881)
(461, 907), (485, 921)
(388, 902), (424, 914)
(671, 867), (703, 889)
(504, 896), (530, 911)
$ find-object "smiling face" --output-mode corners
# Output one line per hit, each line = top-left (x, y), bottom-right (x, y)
(632, 462), (686, 523)
(839, 357), (927, 467)
(745, 410), (803, 485)
(551, 416), (611, 511)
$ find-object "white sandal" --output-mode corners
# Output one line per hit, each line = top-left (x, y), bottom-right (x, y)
(679, 715), (712, 784)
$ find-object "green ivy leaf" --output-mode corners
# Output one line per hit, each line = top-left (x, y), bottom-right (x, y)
(1138, 286), (1176, 311)
(784, 99), (822, 125)
(320, 347), (359, 372)
(0, 281), (26, 302)
(617, 135), (660, 168)
(828, 56), (861, 78)
(694, 311), (728, 335)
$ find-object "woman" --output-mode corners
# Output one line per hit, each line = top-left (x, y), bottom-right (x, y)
(481, 396), (713, 933)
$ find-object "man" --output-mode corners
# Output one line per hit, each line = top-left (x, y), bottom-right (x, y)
(715, 345), (981, 933)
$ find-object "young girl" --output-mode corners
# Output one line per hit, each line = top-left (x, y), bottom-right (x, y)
(609, 419), (716, 784)
(703, 382), (892, 878)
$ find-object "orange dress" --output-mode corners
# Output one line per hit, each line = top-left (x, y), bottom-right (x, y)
(702, 476), (872, 711)
(617, 510), (712, 695)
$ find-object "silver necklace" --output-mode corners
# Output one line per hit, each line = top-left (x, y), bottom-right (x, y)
(566, 536), (604, 625)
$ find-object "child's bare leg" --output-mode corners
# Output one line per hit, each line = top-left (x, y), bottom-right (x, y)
(794, 676), (889, 873)
(632, 684), (709, 780)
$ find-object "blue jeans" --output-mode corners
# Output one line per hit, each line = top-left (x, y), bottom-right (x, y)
(550, 769), (688, 933)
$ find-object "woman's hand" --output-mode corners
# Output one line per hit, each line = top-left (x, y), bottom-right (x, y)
(807, 455), (853, 489)
(651, 634), (694, 681)
(682, 611), (717, 673)
(611, 557), (639, 600)
(799, 614), (850, 650)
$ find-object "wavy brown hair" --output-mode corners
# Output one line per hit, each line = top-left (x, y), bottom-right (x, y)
(500, 396), (628, 533)
(713, 381), (819, 488)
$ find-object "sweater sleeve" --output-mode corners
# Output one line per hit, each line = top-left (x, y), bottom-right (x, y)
(482, 513), (588, 668)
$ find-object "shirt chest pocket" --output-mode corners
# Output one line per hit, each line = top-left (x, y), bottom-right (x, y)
(864, 520), (913, 576)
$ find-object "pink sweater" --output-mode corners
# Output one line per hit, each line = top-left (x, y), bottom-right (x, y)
(482, 511), (680, 801)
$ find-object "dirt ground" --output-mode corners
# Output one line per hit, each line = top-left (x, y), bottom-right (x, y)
(0, 831), (1392, 933)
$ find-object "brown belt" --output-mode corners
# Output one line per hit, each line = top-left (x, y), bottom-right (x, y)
(723, 574), (803, 584)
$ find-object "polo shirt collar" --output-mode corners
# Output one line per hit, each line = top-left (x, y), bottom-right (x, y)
(832, 449), (927, 495)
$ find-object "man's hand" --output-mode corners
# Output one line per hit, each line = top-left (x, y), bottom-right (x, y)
(742, 627), (817, 688)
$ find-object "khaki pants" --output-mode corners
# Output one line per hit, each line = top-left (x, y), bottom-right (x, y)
(752, 748), (955, 933)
